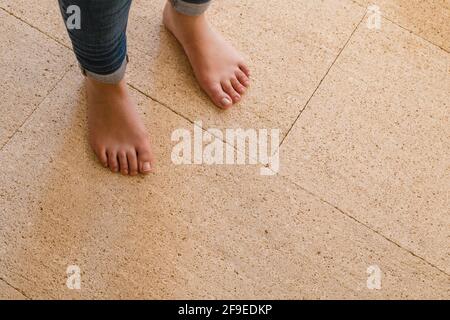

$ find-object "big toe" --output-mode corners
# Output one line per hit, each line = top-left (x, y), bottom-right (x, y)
(137, 145), (155, 175)
(203, 82), (233, 109)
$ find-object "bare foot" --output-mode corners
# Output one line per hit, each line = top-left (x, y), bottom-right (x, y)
(163, 1), (250, 109)
(86, 77), (155, 175)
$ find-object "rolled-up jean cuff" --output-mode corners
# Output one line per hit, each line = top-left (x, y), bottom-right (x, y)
(80, 55), (129, 84)
(170, 0), (211, 16)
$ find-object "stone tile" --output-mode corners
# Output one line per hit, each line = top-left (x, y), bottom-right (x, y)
(353, 0), (450, 52)
(280, 18), (450, 273)
(0, 9), (71, 146)
(0, 68), (448, 299)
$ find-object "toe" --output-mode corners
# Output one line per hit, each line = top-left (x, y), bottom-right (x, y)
(231, 77), (247, 95)
(118, 151), (129, 175)
(239, 63), (251, 77)
(127, 150), (139, 176)
(221, 80), (241, 104)
(95, 146), (108, 168)
(235, 70), (250, 88)
(204, 83), (233, 109)
(137, 146), (155, 175)
(107, 150), (119, 173)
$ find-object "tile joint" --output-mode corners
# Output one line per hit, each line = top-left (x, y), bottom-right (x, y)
(0, 276), (31, 299)
(284, 175), (450, 278)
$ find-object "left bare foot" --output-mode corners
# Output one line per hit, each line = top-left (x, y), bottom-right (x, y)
(86, 77), (155, 176)
(163, 1), (251, 109)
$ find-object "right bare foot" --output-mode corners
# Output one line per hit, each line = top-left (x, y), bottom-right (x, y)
(163, 2), (251, 109)
(86, 77), (155, 176)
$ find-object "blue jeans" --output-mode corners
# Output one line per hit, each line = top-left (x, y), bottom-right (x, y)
(59, 0), (211, 84)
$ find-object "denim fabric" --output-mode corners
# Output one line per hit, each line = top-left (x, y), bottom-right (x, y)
(59, 0), (131, 82)
(59, 0), (212, 83)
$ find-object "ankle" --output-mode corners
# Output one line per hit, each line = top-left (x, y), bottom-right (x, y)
(86, 76), (128, 94)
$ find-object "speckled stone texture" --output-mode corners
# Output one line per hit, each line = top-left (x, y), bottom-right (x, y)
(0, 279), (26, 299)
(280, 17), (450, 274)
(353, 0), (450, 52)
(0, 0), (449, 299)
(0, 9), (70, 147)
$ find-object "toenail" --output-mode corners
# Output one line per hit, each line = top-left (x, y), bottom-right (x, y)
(221, 97), (232, 107)
(142, 162), (152, 172)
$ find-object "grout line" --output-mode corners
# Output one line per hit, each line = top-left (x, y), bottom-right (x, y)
(279, 12), (367, 148)
(0, 67), (72, 152)
(349, 0), (450, 54)
(128, 83), (264, 159)
(128, 83), (197, 128)
(0, 277), (31, 300)
(236, 142), (450, 278)
(281, 175), (450, 278)
(264, 136), (450, 277)
(382, 15), (450, 54)
(0, 6), (71, 51)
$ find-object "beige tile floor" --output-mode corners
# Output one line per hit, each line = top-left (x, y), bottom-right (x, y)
(0, 0), (449, 299)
